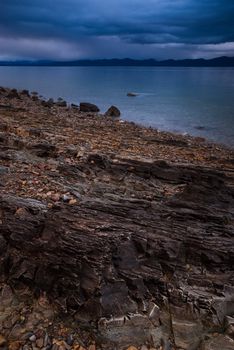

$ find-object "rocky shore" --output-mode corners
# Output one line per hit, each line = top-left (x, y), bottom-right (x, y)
(0, 87), (234, 350)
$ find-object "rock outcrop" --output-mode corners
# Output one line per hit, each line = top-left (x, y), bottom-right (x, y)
(1, 155), (234, 349)
(0, 87), (233, 349)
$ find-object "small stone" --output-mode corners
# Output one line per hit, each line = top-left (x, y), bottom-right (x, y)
(126, 347), (138, 350)
(21, 89), (30, 96)
(42, 98), (54, 108)
(65, 145), (77, 156)
(8, 324), (26, 339)
(0, 335), (6, 346)
(140, 346), (148, 350)
(29, 334), (37, 342)
(0, 166), (9, 174)
(62, 194), (70, 202)
(88, 345), (96, 350)
(9, 341), (22, 350)
(45, 346), (52, 350)
(1, 285), (14, 306)
(23, 345), (31, 350)
(15, 207), (28, 217)
(66, 335), (74, 346)
(23, 344), (31, 350)
(43, 333), (50, 347)
(20, 315), (25, 322)
(51, 193), (61, 202)
(56, 100), (67, 107)
(52, 345), (59, 350)
(22, 332), (33, 341)
(68, 198), (77, 205)
(36, 338), (44, 348)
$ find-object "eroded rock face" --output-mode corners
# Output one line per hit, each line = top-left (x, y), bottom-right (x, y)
(0, 155), (234, 349)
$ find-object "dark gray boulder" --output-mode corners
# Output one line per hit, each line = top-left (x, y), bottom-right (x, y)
(80, 102), (100, 112)
(71, 103), (79, 109)
(7, 89), (20, 99)
(105, 105), (121, 118)
(41, 98), (54, 108)
(56, 100), (67, 107)
(20, 89), (30, 97)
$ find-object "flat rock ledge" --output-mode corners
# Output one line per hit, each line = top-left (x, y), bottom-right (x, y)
(0, 87), (234, 350)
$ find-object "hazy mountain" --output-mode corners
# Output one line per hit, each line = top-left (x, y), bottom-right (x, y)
(1, 56), (234, 67)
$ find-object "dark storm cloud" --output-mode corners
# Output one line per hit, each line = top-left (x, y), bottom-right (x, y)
(1, 0), (234, 59)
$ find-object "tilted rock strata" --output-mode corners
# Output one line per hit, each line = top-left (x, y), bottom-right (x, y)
(0, 155), (234, 349)
(0, 87), (234, 349)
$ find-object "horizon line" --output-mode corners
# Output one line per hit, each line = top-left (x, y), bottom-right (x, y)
(1, 56), (234, 67)
(0, 55), (234, 63)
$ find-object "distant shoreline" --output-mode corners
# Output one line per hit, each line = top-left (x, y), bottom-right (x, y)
(1, 55), (234, 67)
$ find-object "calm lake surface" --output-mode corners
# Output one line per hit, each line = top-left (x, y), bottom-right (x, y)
(0, 66), (234, 146)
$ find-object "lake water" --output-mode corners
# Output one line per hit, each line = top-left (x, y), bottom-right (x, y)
(0, 66), (234, 146)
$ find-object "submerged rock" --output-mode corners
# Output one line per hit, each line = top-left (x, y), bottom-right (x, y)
(127, 92), (138, 97)
(194, 125), (206, 130)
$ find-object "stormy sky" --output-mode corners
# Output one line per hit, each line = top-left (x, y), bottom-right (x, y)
(1, 0), (234, 60)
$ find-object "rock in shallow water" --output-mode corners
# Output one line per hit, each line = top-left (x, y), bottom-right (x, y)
(104, 105), (121, 118)
(127, 92), (138, 97)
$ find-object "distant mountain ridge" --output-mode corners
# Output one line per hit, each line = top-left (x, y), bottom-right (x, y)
(1, 56), (234, 67)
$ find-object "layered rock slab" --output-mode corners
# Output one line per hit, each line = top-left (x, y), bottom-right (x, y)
(0, 155), (234, 349)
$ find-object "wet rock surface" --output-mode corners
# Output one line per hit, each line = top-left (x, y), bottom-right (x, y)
(0, 87), (234, 350)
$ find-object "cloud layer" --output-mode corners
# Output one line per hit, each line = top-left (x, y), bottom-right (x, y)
(1, 0), (234, 60)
